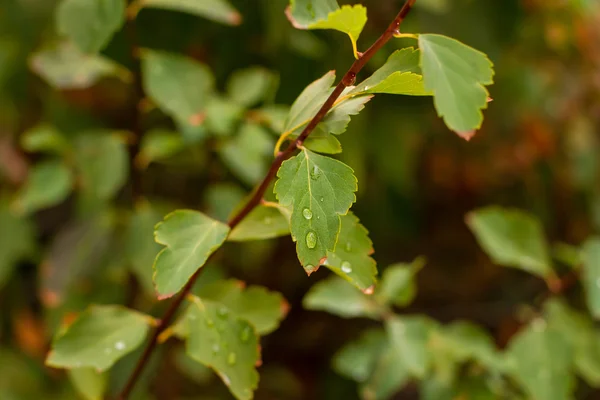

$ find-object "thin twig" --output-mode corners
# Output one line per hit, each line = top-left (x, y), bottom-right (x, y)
(117, 1), (417, 397)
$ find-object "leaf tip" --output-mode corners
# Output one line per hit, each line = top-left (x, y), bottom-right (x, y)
(284, 5), (305, 29)
(362, 285), (375, 295)
(455, 129), (477, 141)
(229, 11), (243, 26)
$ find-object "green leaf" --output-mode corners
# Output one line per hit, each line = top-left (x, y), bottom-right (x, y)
(226, 67), (278, 107)
(0, 203), (36, 289)
(287, 0), (338, 28)
(466, 206), (552, 278)
(287, 3), (367, 58)
(376, 257), (425, 307)
(228, 205), (290, 242)
(13, 160), (73, 215)
(545, 299), (600, 386)
(303, 276), (380, 319)
(196, 280), (288, 335)
(283, 72), (372, 146)
(141, 50), (214, 124)
(274, 148), (357, 270)
(185, 296), (259, 400)
(29, 42), (130, 89)
(136, 129), (185, 168)
(323, 212), (377, 293)
(361, 345), (410, 400)
(46, 305), (151, 372)
(20, 124), (70, 155)
(219, 123), (273, 186)
(74, 132), (129, 201)
(418, 34), (494, 138)
(67, 368), (107, 400)
(582, 237), (600, 319)
(386, 315), (438, 378)
(505, 318), (574, 400)
(56, 0), (126, 53)
(333, 328), (387, 382)
(142, 0), (242, 25)
(153, 210), (230, 298)
(351, 48), (422, 95)
(205, 96), (245, 137)
(125, 205), (164, 295)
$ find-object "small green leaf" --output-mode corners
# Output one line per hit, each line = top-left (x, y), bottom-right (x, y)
(386, 315), (438, 378)
(153, 210), (230, 298)
(46, 305), (151, 372)
(303, 276), (380, 319)
(125, 205), (164, 295)
(376, 257), (425, 307)
(205, 96), (245, 137)
(308, 5), (367, 58)
(361, 347), (411, 400)
(185, 296), (259, 400)
(324, 212), (377, 292)
(13, 160), (73, 215)
(21, 124), (70, 155)
(351, 48), (422, 95)
(74, 132), (129, 201)
(418, 34), (494, 138)
(583, 238), (600, 319)
(226, 67), (278, 107)
(219, 123), (273, 186)
(197, 280), (288, 335)
(0, 203), (36, 289)
(136, 129), (185, 168)
(505, 318), (574, 400)
(67, 368), (107, 400)
(274, 148), (357, 270)
(29, 42), (130, 89)
(228, 205), (290, 242)
(283, 72), (372, 146)
(56, 0), (126, 53)
(141, 50), (214, 124)
(466, 206), (552, 278)
(142, 0), (242, 25)
(333, 328), (387, 382)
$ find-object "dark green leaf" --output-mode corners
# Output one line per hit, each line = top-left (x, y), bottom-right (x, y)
(185, 296), (259, 400)
(274, 148), (357, 270)
(46, 305), (152, 371)
(226, 67), (278, 107)
(0, 202), (36, 289)
(141, 50), (214, 124)
(56, 0), (126, 53)
(20, 124), (70, 155)
(228, 205), (290, 242)
(136, 129), (185, 168)
(332, 328), (387, 382)
(386, 315), (438, 378)
(466, 206), (552, 278)
(13, 160), (73, 214)
(153, 210), (230, 298)
(376, 257), (425, 307)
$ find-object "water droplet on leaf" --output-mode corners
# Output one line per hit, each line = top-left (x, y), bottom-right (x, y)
(310, 165), (321, 180)
(115, 341), (125, 351)
(341, 261), (352, 274)
(228, 352), (237, 365)
(345, 242), (352, 252)
(240, 326), (251, 343)
(212, 343), (220, 354)
(302, 208), (313, 220)
(320, 197), (324, 202)
(306, 231), (317, 249)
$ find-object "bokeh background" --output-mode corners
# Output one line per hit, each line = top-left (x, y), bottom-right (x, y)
(1, 0), (599, 398)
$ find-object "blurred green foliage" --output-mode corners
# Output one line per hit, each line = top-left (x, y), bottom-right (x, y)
(1, 0), (600, 399)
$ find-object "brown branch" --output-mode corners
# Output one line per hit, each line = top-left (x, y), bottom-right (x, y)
(117, 1), (417, 397)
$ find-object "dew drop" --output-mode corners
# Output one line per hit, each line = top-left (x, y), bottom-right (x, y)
(240, 326), (251, 343)
(305, 264), (316, 273)
(115, 341), (125, 351)
(302, 208), (313, 220)
(320, 197), (324, 202)
(305, 231), (317, 249)
(341, 261), (352, 274)
(228, 352), (237, 365)
(217, 307), (229, 319)
(345, 242), (352, 252)
(310, 165), (321, 180)
(212, 343), (220, 354)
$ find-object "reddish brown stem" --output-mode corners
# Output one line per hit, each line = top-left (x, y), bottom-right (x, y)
(117, 1), (417, 397)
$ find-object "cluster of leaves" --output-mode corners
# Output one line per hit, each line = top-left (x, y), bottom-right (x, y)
(306, 206), (600, 400)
